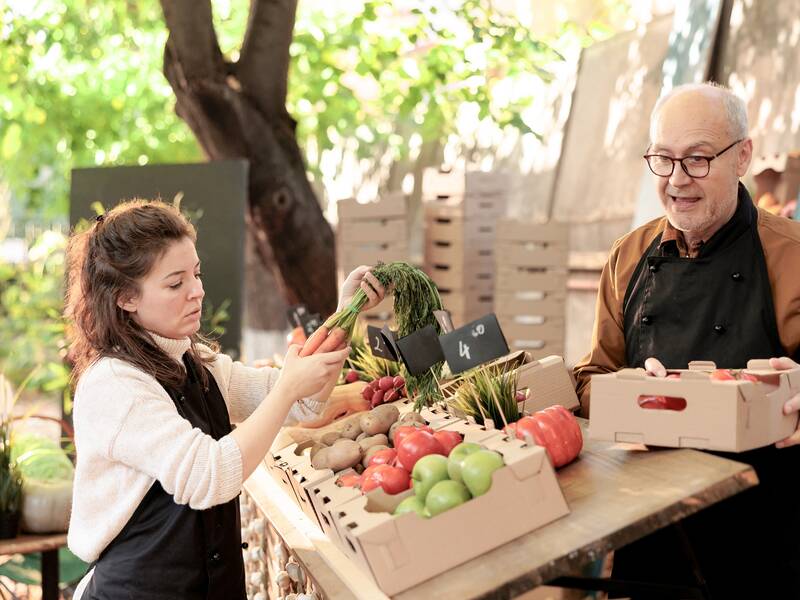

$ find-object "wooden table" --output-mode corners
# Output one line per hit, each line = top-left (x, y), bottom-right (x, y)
(0, 533), (67, 600)
(246, 420), (756, 600)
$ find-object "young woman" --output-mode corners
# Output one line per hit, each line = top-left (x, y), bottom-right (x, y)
(65, 199), (384, 599)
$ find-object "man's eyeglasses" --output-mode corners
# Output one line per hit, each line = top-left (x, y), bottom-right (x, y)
(643, 139), (744, 179)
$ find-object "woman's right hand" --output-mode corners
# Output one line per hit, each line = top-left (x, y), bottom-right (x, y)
(275, 344), (350, 401)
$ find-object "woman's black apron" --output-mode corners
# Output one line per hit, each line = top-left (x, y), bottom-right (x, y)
(83, 354), (247, 599)
(612, 186), (800, 598)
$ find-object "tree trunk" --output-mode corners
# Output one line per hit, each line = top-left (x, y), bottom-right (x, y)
(158, 0), (337, 318)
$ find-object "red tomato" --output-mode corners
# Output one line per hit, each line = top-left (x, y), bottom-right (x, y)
(739, 373), (759, 383)
(336, 473), (362, 488)
(396, 430), (446, 471)
(637, 395), (687, 411)
(367, 448), (397, 468)
(710, 369), (736, 381)
(666, 373), (681, 379)
(393, 424), (434, 449)
(360, 464), (410, 495)
(432, 430), (463, 456)
(514, 406), (583, 468)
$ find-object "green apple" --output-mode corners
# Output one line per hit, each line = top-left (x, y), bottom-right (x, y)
(446, 442), (483, 482)
(412, 454), (449, 502)
(460, 450), (505, 497)
(425, 480), (471, 517)
(393, 495), (426, 517)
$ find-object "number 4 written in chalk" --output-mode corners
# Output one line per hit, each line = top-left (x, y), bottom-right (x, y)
(459, 340), (470, 360)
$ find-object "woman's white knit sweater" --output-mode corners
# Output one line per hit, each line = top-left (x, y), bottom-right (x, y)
(67, 333), (322, 563)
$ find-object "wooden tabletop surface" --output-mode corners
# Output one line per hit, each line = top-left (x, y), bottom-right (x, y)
(247, 419), (757, 600)
(0, 533), (67, 556)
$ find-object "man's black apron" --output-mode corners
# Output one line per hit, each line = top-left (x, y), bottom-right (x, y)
(612, 185), (800, 597)
(83, 354), (247, 600)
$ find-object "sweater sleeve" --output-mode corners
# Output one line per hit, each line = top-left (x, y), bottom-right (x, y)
(206, 350), (325, 424)
(78, 360), (243, 510)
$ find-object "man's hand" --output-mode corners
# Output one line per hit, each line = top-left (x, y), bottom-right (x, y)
(338, 265), (386, 312)
(772, 357), (800, 449)
(644, 357), (667, 378)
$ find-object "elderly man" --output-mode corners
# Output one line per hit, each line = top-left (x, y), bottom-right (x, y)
(573, 82), (800, 596)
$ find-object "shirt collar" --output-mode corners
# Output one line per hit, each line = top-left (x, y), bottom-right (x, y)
(660, 220), (705, 258)
(147, 331), (191, 362)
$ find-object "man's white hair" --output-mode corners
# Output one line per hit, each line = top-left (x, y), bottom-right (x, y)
(650, 81), (749, 141)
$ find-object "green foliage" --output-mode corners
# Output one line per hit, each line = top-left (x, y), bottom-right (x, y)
(0, 422), (23, 514)
(286, 1), (562, 173)
(0, 231), (70, 399)
(0, 0), (201, 224)
(11, 432), (74, 482)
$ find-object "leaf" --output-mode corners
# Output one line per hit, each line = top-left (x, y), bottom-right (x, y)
(1, 123), (22, 159)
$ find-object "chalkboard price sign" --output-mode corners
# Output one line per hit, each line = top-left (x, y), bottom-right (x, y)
(439, 313), (509, 374)
(396, 325), (446, 376)
(367, 325), (398, 361)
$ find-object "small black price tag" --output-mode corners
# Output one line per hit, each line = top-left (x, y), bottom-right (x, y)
(439, 313), (509, 375)
(396, 325), (445, 375)
(433, 309), (455, 334)
(379, 325), (401, 361)
(367, 325), (397, 361)
(286, 304), (309, 329)
(300, 313), (322, 337)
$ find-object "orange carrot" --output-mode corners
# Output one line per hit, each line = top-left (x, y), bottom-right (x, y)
(299, 325), (329, 357)
(314, 327), (348, 354)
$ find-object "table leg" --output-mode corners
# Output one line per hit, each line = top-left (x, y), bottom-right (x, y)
(41, 549), (59, 600)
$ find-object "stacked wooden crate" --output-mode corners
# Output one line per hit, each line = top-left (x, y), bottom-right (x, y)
(422, 168), (507, 327)
(494, 219), (568, 357)
(336, 193), (407, 324)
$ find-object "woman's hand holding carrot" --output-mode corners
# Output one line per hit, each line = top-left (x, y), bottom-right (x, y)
(275, 345), (351, 402)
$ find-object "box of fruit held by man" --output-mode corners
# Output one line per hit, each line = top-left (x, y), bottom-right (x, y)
(589, 360), (800, 451)
(330, 432), (570, 595)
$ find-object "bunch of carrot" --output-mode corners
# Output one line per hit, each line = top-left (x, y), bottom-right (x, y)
(297, 262), (446, 408)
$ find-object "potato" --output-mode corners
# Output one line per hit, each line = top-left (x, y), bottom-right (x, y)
(362, 444), (389, 468)
(358, 434), (389, 453)
(309, 443), (327, 461)
(355, 431), (369, 442)
(399, 411), (426, 426)
(340, 420), (362, 441)
(360, 404), (401, 436)
(311, 439), (362, 472)
(320, 432), (342, 446)
(388, 421), (401, 445)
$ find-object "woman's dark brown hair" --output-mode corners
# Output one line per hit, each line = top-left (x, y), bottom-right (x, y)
(65, 199), (217, 390)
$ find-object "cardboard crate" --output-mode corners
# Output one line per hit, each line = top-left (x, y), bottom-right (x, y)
(498, 315), (565, 338)
(338, 241), (408, 271)
(425, 212), (496, 243)
(422, 167), (509, 198)
(425, 239), (494, 269)
(439, 351), (579, 415)
(438, 289), (493, 322)
(273, 399), (458, 527)
(494, 292), (566, 318)
(423, 195), (506, 219)
(333, 435), (569, 596)
(427, 263), (494, 291)
(496, 220), (569, 244)
(495, 241), (569, 269)
(338, 217), (406, 244)
(496, 267), (568, 293)
(337, 193), (406, 221)
(589, 360), (800, 451)
(509, 341), (564, 357)
(309, 417), (507, 549)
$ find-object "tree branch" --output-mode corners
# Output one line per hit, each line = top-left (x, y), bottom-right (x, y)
(159, 0), (226, 83)
(237, 0), (297, 117)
